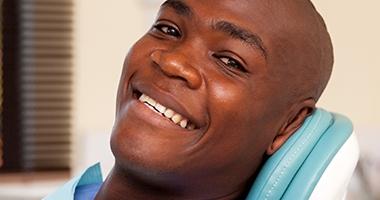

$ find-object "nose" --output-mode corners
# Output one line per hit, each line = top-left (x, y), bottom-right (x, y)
(151, 49), (203, 90)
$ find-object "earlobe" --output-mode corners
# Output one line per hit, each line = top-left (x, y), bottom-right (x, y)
(266, 100), (315, 156)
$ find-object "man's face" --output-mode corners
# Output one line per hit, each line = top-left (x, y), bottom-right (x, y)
(111, 0), (295, 185)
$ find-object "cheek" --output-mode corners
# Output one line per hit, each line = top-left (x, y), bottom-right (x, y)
(198, 109), (271, 179)
(116, 38), (154, 109)
(121, 35), (157, 74)
(207, 86), (259, 150)
(204, 81), (278, 162)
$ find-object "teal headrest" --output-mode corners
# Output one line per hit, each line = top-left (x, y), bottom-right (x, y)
(246, 108), (353, 200)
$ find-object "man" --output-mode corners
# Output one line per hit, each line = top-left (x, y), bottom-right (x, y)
(46, 0), (333, 199)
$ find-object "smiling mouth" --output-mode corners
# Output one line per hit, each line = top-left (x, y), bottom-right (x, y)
(138, 93), (197, 130)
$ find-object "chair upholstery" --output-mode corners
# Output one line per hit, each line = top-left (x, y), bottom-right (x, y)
(246, 108), (360, 200)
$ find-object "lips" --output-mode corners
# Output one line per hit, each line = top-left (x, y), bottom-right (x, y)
(139, 93), (197, 130)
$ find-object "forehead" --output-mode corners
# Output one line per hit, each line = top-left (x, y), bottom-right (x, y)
(160, 0), (298, 29)
(160, 0), (305, 59)
(161, 0), (268, 27)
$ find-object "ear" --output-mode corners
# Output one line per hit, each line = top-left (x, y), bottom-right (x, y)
(266, 99), (316, 156)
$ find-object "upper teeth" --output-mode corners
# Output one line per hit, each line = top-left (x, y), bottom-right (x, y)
(139, 93), (196, 130)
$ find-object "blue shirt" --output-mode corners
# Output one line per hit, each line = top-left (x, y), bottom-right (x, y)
(43, 163), (103, 200)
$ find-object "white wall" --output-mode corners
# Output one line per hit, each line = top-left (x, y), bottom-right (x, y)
(73, 0), (148, 135)
(313, 0), (380, 129)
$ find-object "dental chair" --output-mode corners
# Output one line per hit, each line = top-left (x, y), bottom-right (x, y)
(247, 108), (360, 200)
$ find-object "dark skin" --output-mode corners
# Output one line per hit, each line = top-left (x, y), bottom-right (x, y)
(96, 0), (333, 199)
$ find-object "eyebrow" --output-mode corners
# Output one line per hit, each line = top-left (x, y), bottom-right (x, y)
(162, 0), (267, 60)
(162, 0), (193, 18)
(212, 21), (267, 60)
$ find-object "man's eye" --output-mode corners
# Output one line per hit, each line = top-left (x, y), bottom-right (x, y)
(157, 25), (181, 38)
(220, 57), (245, 72)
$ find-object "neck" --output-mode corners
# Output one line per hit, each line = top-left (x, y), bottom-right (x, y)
(94, 163), (254, 200)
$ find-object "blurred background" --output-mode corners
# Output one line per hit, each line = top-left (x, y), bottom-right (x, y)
(0, 0), (379, 199)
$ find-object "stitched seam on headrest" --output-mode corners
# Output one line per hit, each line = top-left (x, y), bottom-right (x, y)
(264, 111), (323, 200)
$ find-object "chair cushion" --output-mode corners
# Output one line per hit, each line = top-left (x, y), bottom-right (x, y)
(246, 108), (354, 200)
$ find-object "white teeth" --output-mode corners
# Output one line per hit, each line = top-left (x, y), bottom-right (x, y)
(139, 93), (196, 129)
(155, 103), (167, 113)
(171, 114), (181, 124)
(164, 109), (174, 118)
(139, 93), (149, 102)
(146, 96), (157, 106)
(180, 119), (188, 128)
(146, 104), (158, 113)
